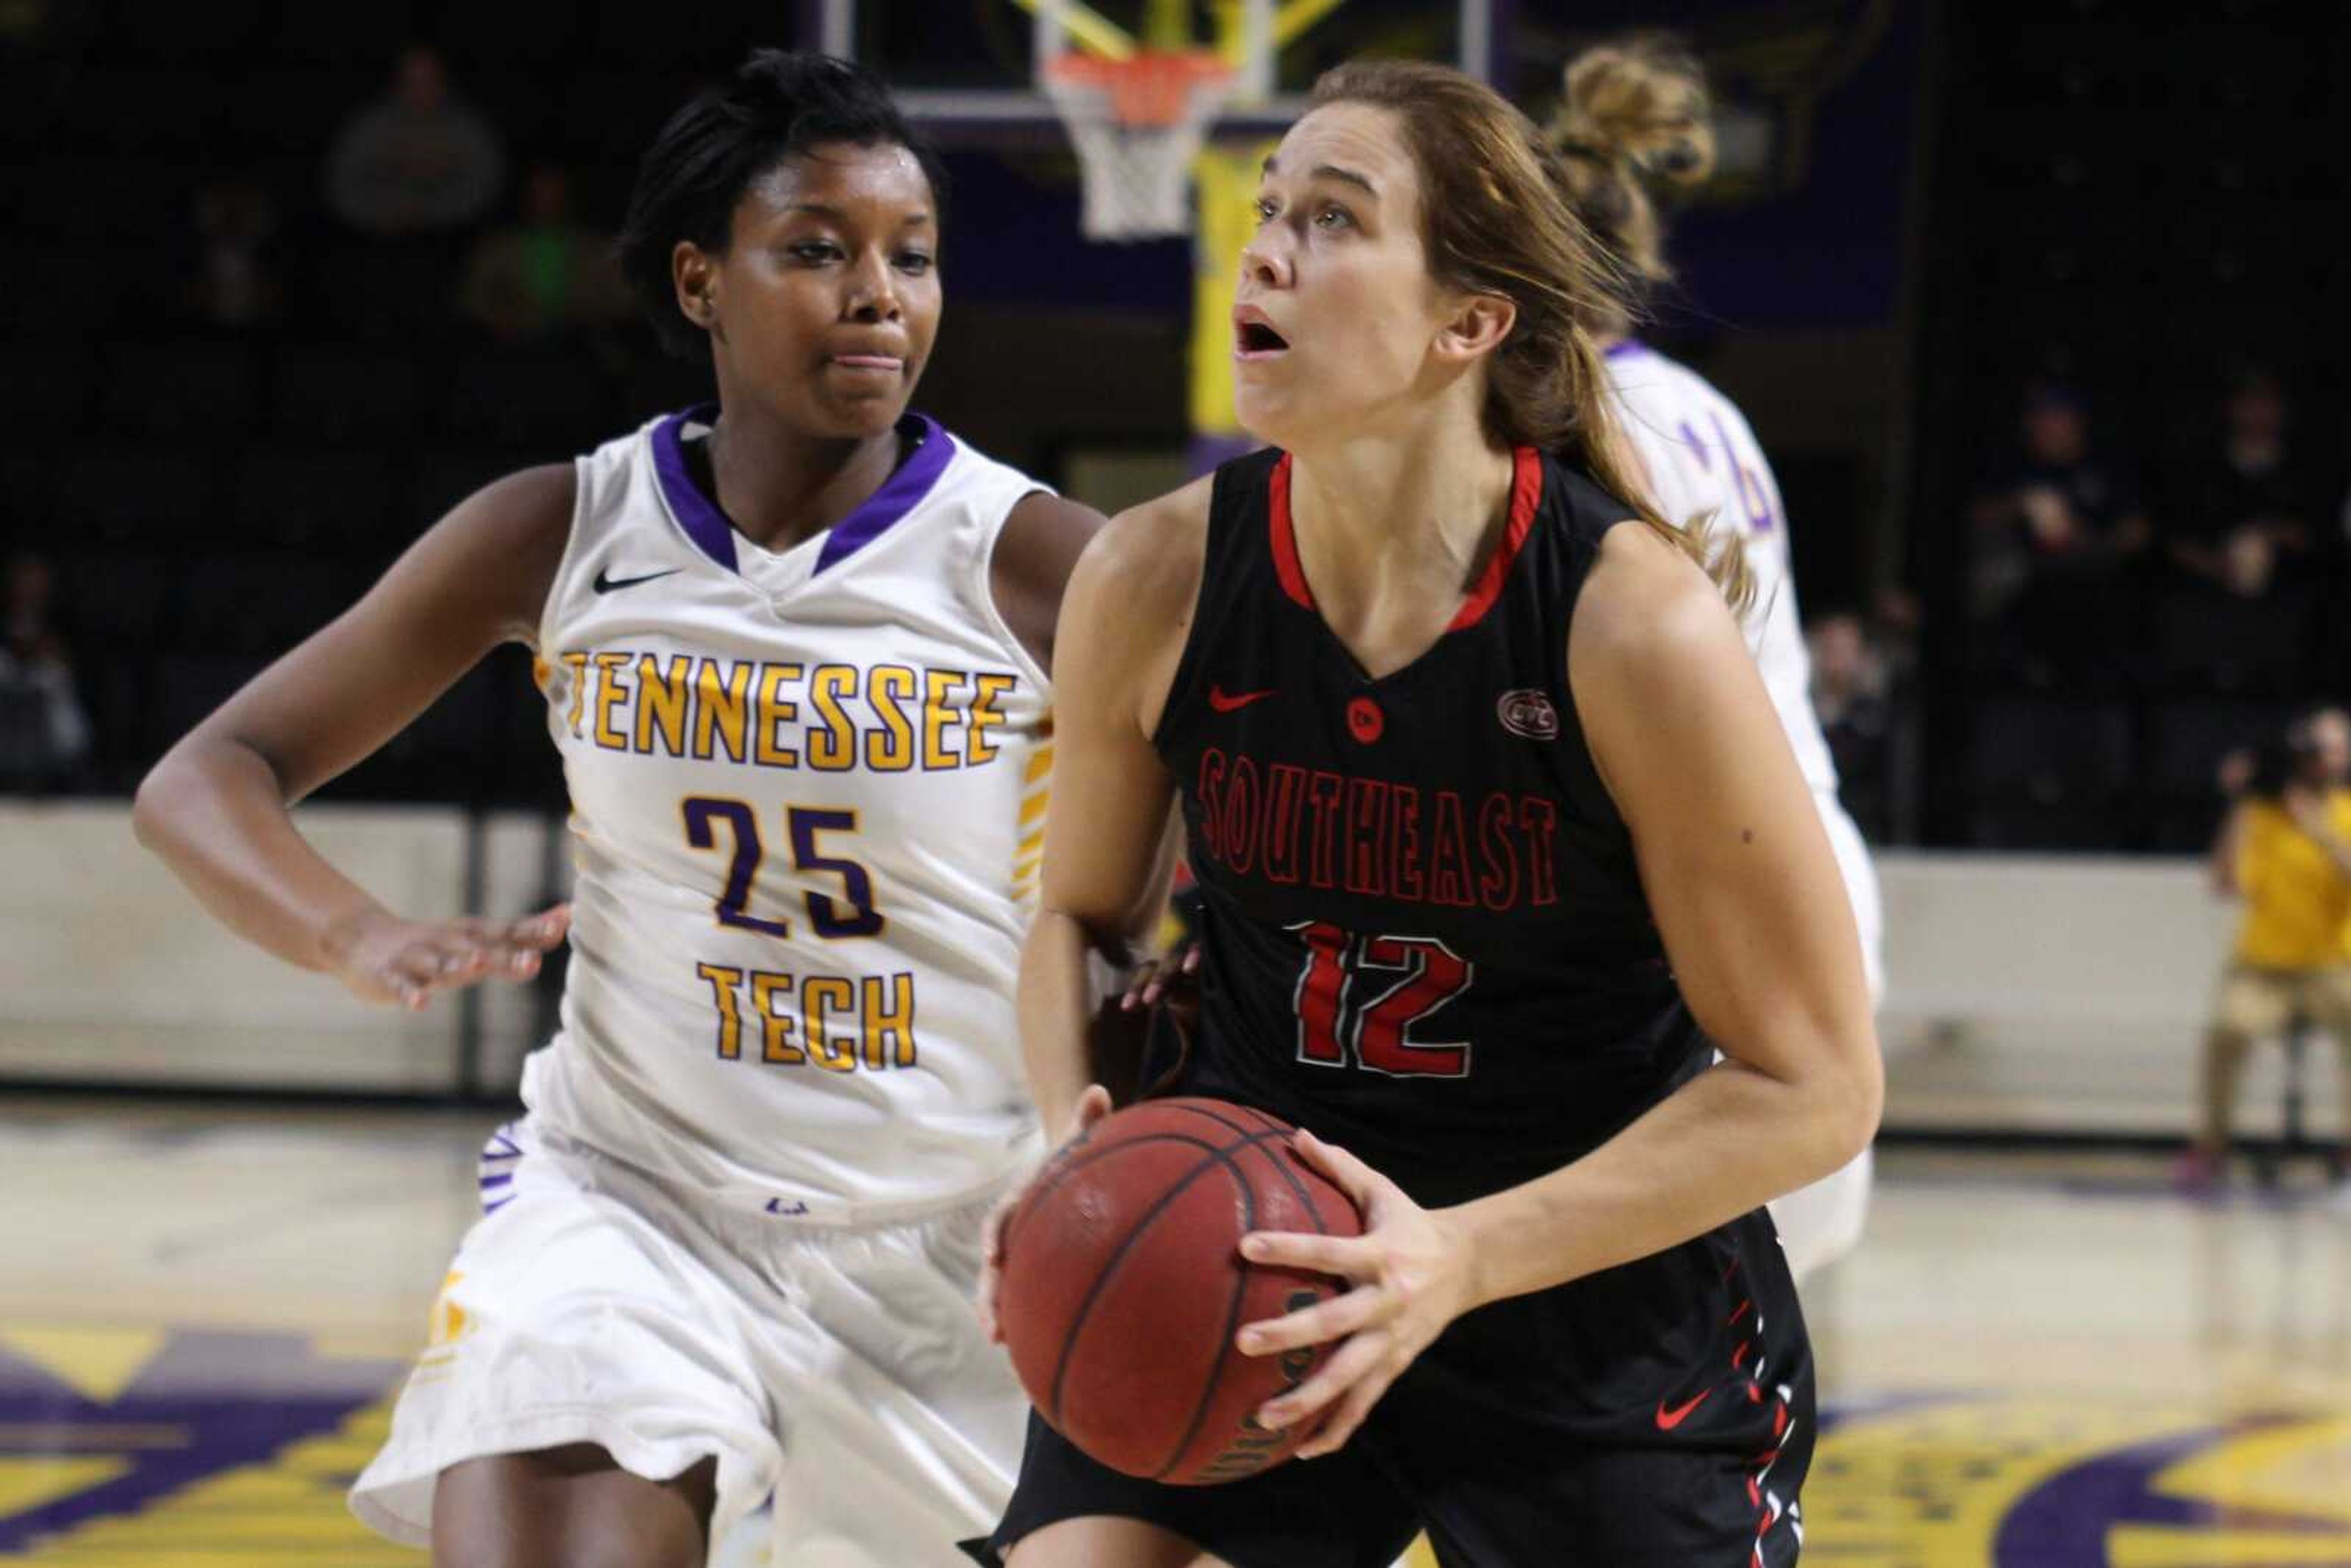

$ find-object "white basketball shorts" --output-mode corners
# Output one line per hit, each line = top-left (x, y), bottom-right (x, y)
(349, 1117), (1027, 1566)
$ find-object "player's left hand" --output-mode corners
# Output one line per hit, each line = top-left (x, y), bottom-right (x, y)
(1231, 1130), (1479, 1458)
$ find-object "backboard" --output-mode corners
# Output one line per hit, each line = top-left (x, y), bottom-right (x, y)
(823, 0), (1500, 132)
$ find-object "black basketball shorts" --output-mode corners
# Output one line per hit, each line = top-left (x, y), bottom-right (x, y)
(980, 1207), (1813, 1567)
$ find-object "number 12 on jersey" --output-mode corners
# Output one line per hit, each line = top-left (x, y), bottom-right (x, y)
(1289, 921), (1474, 1079)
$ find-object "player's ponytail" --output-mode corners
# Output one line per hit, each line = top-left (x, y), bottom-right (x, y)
(1308, 62), (1750, 613)
(1549, 32), (1715, 329)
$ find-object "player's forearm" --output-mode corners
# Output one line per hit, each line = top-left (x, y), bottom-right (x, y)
(132, 740), (386, 974)
(1444, 1046), (1880, 1310)
(1017, 906), (1108, 1135)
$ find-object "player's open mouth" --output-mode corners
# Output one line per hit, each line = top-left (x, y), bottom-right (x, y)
(1232, 309), (1289, 359)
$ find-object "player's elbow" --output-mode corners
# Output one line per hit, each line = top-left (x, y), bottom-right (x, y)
(1817, 1031), (1884, 1171)
(130, 751), (187, 855)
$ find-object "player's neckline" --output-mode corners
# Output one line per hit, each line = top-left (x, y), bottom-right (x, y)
(651, 403), (953, 577)
(1266, 446), (1544, 683)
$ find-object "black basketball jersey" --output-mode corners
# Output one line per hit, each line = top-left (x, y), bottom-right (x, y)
(1153, 445), (1709, 1207)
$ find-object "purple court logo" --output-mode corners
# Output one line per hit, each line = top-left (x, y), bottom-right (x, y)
(1496, 689), (1559, 741)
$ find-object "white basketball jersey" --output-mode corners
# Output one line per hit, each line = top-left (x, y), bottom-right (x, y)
(1605, 342), (1884, 1003)
(525, 408), (1054, 1221)
(1604, 341), (1837, 798)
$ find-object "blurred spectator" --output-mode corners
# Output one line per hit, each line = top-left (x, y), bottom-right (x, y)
(0, 553), (91, 793)
(2159, 369), (2325, 602)
(185, 178), (282, 329)
(1809, 610), (1897, 839)
(324, 45), (506, 238)
(457, 163), (629, 343)
(2178, 707), (2351, 1199)
(1968, 382), (2147, 675)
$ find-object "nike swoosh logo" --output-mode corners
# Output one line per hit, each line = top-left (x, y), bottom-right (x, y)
(593, 567), (681, 594)
(1654, 1390), (1711, 1431)
(1208, 686), (1278, 713)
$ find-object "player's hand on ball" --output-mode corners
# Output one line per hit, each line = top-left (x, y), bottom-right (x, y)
(977, 1082), (1114, 1343)
(1232, 1130), (1477, 1458)
(319, 902), (570, 1010)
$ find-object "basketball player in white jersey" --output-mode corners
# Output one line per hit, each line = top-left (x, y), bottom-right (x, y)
(1550, 34), (1884, 1280)
(132, 51), (1105, 1567)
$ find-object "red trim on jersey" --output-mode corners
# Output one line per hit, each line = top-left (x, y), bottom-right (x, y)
(1447, 446), (1544, 632)
(1268, 452), (1317, 610)
(1269, 445), (1542, 627)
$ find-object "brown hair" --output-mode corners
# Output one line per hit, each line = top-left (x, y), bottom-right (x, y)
(1308, 59), (1749, 610)
(1549, 34), (1716, 330)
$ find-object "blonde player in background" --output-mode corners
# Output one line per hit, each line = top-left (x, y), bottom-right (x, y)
(134, 50), (1106, 1568)
(1550, 33), (1886, 1280)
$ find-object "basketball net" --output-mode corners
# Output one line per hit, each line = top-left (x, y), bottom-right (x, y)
(1043, 49), (1237, 241)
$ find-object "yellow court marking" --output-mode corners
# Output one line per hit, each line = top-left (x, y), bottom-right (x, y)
(1401, 1536), (1440, 1568)
(1804, 1398), (2223, 1566)
(2145, 1413), (2351, 1528)
(2110, 1527), (2351, 1566)
(0, 1329), (163, 1406)
(0, 1459), (130, 1525)
(2, 1404), (411, 1567)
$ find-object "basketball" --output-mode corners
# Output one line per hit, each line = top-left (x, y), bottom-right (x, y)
(996, 1097), (1363, 1485)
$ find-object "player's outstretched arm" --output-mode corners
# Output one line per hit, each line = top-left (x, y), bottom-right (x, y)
(132, 466), (577, 1008)
(1011, 492), (1201, 1136)
(979, 490), (1201, 1343)
(1455, 520), (1883, 1302)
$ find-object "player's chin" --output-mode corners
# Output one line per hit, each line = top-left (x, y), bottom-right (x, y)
(806, 384), (917, 439)
(1233, 384), (1304, 450)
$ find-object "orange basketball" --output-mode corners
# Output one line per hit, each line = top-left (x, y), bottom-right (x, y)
(996, 1097), (1363, 1485)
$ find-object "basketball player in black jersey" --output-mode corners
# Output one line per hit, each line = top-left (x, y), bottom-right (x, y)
(977, 60), (1880, 1567)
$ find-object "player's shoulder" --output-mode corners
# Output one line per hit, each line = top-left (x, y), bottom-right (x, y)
(1570, 519), (1745, 686)
(1073, 471), (1217, 619)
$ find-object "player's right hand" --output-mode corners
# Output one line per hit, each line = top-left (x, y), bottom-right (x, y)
(977, 1082), (1112, 1344)
(318, 902), (571, 1010)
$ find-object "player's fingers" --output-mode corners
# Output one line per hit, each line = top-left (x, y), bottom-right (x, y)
(1239, 1229), (1379, 1280)
(383, 947), (449, 1010)
(424, 933), (542, 986)
(1257, 1327), (1387, 1433)
(522, 903), (571, 946)
(975, 1257), (1002, 1340)
(1235, 1281), (1385, 1356)
(1289, 1129), (1390, 1207)
(1180, 942), (1202, 974)
(1295, 1367), (1396, 1460)
(1069, 1084), (1114, 1136)
(427, 936), (497, 978)
(1120, 960), (1161, 1011)
(483, 907), (569, 952)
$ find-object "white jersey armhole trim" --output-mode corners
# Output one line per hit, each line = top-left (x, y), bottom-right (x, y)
(965, 473), (1058, 699)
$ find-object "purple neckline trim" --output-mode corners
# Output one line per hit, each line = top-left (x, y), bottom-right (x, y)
(1603, 339), (1648, 361)
(816, 413), (953, 572)
(652, 405), (740, 572)
(651, 406), (954, 576)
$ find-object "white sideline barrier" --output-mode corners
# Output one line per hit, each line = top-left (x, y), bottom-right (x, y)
(0, 808), (2338, 1137)
(1877, 850), (2341, 1138)
(0, 800), (566, 1093)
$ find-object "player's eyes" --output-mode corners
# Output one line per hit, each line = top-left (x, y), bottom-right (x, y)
(1313, 204), (1354, 230)
(896, 250), (935, 274)
(1252, 196), (1279, 224)
(788, 240), (844, 263)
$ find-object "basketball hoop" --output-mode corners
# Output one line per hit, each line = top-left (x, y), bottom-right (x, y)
(1043, 48), (1237, 241)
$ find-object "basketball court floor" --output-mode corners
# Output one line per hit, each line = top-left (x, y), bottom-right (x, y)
(2, 1095), (2346, 1565)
